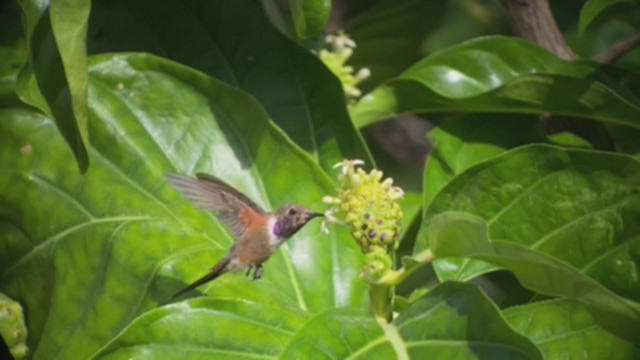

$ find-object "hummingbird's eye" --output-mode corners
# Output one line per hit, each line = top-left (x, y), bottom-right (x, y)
(288, 208), (297, 216)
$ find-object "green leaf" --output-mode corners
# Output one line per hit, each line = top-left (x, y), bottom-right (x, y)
(504, 299), (640, 358)
(89, 0), (370, 172)
(282, 282), (542, 359)
(420, 1), (508, 54)
(283, 310), (393, 358)
(260, 0), (330, 40)
(16, 0), (90, 172)
(0, 0), (26, 108)
(568, 10), (640, 73)
(351, 36), (640, 129)
(423, 115), (595, 241)
(0, 76), (22, 108)
(608, 124), (640, 157)
(423, 115), (545, 209)
(0, 53), (366, 359)
(345, 0), (444, 92)
(547, 132), (594, 149)
(0, 0), (26, 77)
(397, 191), (422, 247)
(427, 211), (640, 344)
(418, 144), (640, 306)
(579, 0), (639, 34)
(94, 298), (309, 359)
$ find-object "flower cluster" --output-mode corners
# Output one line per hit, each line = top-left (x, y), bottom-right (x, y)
(318, 31), (370, 105)
(323, 160), (403, 281)
(323, 159), (403, 247)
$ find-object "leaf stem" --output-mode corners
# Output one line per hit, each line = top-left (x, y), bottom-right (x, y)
(376, 249), (434, 286)
(368, 249), (434, 322)
(370, 282), (393, 323)
(369, 249), (396, 323)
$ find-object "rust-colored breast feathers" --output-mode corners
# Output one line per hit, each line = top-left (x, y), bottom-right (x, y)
(235, 208), (272, 265)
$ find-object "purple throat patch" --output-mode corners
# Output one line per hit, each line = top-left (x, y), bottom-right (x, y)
(273, 221), (283, 237)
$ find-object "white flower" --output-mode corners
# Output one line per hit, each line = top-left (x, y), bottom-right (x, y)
(355, 68), (371, 82)
(322, 195), (341, 205)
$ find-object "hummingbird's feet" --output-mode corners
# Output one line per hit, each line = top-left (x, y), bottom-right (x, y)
(245, 265), (264, 280)
(253, 265), (264, 280)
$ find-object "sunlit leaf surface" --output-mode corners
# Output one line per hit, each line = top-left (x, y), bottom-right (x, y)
(427, 211), (640, 344)
(504, 299), (640, 358)
(88, 0), (369, 172)
(352, 37), (640, 129)
(0, 53), (366, 359)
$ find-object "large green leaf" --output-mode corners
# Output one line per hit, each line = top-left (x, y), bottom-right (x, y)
(397, 191), (422, 248)
(260, 0), (330, 40)
(88, 0), (368, 172)
(419, 0), (509, 55)
(0, 53), (366, 359)
(0, 0), (26, 108)
(569, 8), (640, 73)
(423, 115), (545, 209)
(579, 0), (639, 34)
(15, 0), (91, 171)
(281, 282), (542, 359)
(0, 0), (26, 77)
(94, 283), (543, 359)
(418, 144), (640, 305)
(427, 211), (640, 344)
(345, 0), (443, 92)
(608, 124), (640, 157)
(351, 37), (640, 129)
(422, 114), (595, 251)
(94, 298), (309, 359)
(504, 299), (640, 358)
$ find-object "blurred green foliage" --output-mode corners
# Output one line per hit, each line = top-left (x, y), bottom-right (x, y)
(1, 0), (639, 358)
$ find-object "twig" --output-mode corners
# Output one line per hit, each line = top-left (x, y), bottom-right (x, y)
(499, 0), (577, 60)
(592, 31), (640, 63)
(499, 0), (617, 150)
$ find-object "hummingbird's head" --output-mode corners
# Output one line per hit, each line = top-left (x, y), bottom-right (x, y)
(273, 204), (323, 239)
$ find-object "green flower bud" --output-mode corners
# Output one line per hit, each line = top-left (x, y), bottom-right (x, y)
(0, 293), (29, 360)
(363, 249), (393, 282)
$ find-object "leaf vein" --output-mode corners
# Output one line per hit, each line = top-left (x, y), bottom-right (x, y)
(1, 216), (153, 279)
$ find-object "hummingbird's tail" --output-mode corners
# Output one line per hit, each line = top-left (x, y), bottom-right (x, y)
(171, 257), (231, 299)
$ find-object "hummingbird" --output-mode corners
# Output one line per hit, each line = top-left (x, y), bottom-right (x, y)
(166, 173), (323, 298)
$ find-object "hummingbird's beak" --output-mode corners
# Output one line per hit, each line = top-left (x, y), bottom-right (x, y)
(307, 212), (324, 220)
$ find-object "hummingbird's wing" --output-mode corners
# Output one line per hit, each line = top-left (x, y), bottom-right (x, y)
(166, 173), (267, 239)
